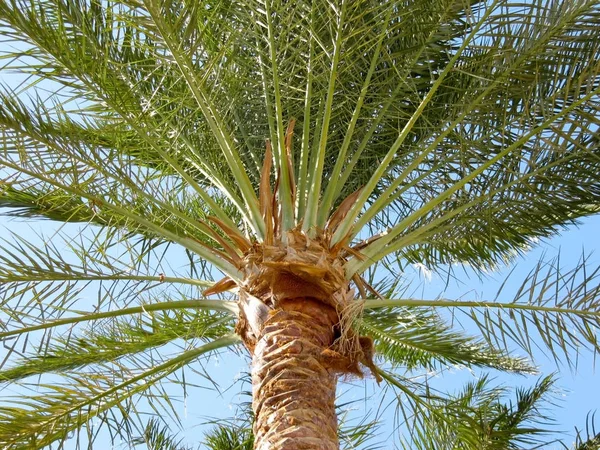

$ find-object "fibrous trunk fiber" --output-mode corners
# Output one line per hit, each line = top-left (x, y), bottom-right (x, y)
(251, 298), (339, 450)
(214, 228), (377, 449)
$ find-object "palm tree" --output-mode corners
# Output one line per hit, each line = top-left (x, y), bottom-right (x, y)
(1, 0), (600, 448)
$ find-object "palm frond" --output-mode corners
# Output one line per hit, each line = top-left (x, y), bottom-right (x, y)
(361, 307), (534, 373)
(0, 307), (234, 382)
(337, 401), (386, 450)
(0, 228), (211, 288)
(0, 334), (240, 449)
(568, 413), (600, 450)
(379, 370), (556, 450)
(138, 0), (265, 237)
(0, 0), (246, 231)
(132, 418), (192, 450)
(0, 226), (238, 369)
(204, 423), (254, 450)
(400, 374), (556, 450)
(365, 253), (600, 367)
(346, 0), (600, 274)
(0, 90), (242, 276)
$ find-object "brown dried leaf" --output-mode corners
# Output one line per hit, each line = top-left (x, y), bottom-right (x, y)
(326, 186), (363, 235)
(203, 276), (237, 296)
(261, 261), (328, 279)
(207, 216), (252, 253)
(190, 237), (239, 268)
(272, 167), (281, 239)
(351, 231), (386, 252)
(343, 245), (366, 260)
(359, 336), (382, 383)
(351, 273), (368, 299)
(357, 274), (385, 300)
(260, 141), (273, 215)
(261, 143), (274, 245)
(260, 141), (274, 245)
(284, 119), (297, 202)
(198, 219), (243, 266)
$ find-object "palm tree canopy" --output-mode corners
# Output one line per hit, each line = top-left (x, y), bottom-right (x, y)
(1, 0), (600, 447)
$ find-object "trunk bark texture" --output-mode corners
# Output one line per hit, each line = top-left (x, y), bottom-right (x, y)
(251, 298), (339, 450)
(218, 227), (377, 449)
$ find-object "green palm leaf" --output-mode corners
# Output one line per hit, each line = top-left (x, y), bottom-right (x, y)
(0, 334), (239, 449)
(0, 307), (234, 382)
(365, 252), (600, 367)
(361, 307), (534, 373)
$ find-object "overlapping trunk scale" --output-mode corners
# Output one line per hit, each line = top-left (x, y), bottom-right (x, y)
(251, 298), (339, 449)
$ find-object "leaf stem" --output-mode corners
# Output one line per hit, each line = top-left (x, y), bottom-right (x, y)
(363, 298), (600, 317)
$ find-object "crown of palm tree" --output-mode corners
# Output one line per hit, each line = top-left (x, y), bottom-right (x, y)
(1, 0), (600, 448)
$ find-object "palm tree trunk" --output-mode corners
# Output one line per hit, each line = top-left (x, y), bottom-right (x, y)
(251, 297), (339, 450)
